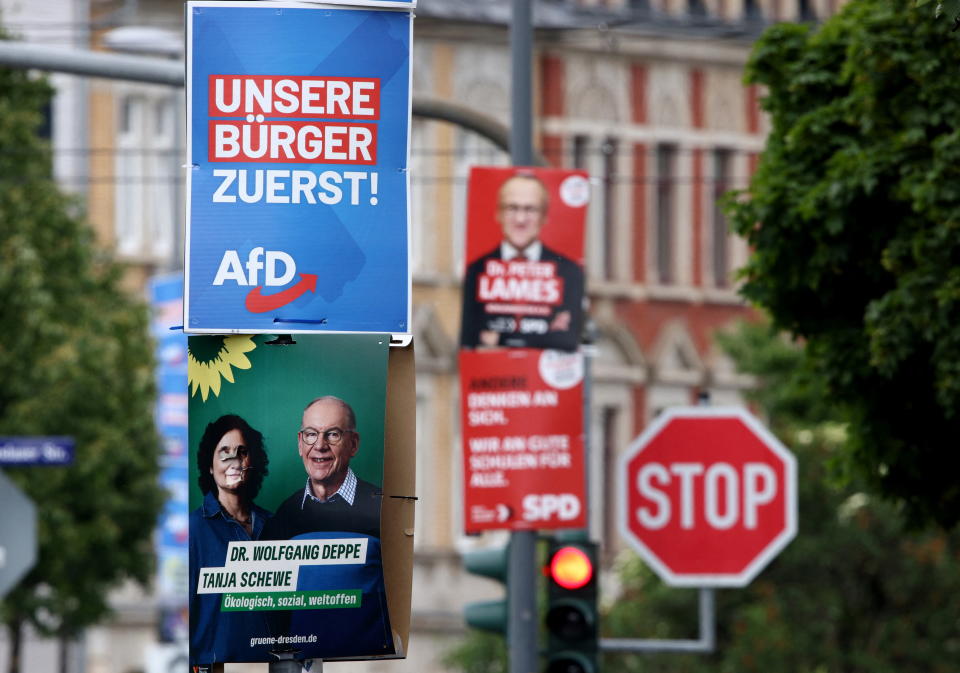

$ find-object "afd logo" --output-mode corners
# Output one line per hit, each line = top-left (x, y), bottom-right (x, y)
(213, 247), (317, 313)
(522, 493), (582, 522)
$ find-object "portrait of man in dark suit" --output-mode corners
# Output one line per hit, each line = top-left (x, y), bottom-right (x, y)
(460, 173), (585, 351)
(263, 395), (381, 540)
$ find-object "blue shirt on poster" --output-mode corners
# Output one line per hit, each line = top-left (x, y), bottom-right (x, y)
(286, 531), (395, 659)
(189, 490), (274, 665)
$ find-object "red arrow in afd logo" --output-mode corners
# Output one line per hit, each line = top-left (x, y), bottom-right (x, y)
(245, 273), (318, 313)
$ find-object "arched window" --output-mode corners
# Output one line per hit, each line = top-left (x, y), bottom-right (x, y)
(591, 327), (646, 561)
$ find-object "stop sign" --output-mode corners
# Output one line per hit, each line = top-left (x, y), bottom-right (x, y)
(619, 407), (797, 587)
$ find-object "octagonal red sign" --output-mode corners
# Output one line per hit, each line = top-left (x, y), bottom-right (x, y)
(619, 407), (797, 587)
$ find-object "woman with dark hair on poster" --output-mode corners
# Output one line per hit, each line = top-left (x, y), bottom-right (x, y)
(189, 414), (273, 666)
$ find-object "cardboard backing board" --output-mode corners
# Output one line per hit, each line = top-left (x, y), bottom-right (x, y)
(371, 342), (414, 657)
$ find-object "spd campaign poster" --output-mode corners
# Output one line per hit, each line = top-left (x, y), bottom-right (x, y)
(185, 2), (412, 335)
(460, 349), (587, 533)
(187, 334), (396, 664)
(460, 167), (590, 352)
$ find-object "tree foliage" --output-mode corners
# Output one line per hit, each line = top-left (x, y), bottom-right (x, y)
(603, 321), (960, 672)
(0, 57), (165, 665)
(442, 630), (506, 673)
(727, 0), (960, 528)
(916, 0), (960, 25)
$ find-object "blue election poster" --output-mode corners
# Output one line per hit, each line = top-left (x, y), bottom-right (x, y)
(185, 2), (412, 335)
(149, 274), (190, 640)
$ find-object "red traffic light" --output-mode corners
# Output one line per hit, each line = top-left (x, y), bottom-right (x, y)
(548, 546), (593, 590)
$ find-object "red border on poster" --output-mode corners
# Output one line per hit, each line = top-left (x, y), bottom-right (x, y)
(460, 349), (587, 533)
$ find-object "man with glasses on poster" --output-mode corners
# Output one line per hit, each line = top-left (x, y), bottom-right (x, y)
(263, 396), (382, 539)
(259, 395), (393, 659)
(460, 172), (585, 352)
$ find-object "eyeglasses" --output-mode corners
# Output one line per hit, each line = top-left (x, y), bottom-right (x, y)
(217, 445), (248, 462)
(299, 427), (353, 446)
(500, 203), (543, 217)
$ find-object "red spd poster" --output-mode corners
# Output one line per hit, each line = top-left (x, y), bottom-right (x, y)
(460, 349), (587, 532)
(460, 167), (589, 352)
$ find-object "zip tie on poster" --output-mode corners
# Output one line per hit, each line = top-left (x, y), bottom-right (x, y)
(370, 491), (419, 501)
(268, 319), (411, 349)
(273, 317), (328, 325)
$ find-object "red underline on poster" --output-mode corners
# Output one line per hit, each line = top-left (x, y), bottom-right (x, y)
(245, 274), (318, 313)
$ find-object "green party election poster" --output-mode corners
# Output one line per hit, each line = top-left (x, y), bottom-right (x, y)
(187, 334), (398, 664)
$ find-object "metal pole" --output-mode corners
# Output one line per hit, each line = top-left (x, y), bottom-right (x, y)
(699, 587), (716, 651)
(599, 588), (716, 653)
(600, 387), (718, 655)
(507, 530), (537, 673)
(269, 653), (323, 673)
(510, 0), (534, 166)
(582, 320), (597, 541)
(268, 658), (302, 673)
(0, 40), (184, 86)
(507, 3), (538, 673)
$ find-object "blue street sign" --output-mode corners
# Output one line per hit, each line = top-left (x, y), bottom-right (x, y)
(0, 437), (75, 466)
(184, 1), (412, 336)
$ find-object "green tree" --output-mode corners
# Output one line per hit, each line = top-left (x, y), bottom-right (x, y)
(0, 60), (165, 673)
(604, 321), (960, 672)
(727, 0), (960, 528)
(917, 0), (960, 25)
(442, 631), (506, 673)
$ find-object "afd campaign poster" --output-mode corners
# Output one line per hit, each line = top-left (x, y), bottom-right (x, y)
(187, 334), (395, 664)
(184, 2), (412, 335)
(459, 348), (587, 533)
(460, 167), (590, 352)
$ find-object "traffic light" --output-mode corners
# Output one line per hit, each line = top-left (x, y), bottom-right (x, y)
(543, 538), (598, 673)
(462, 542), (509, 634)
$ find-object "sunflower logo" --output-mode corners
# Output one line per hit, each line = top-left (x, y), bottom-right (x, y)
(187, 335), (256, 401)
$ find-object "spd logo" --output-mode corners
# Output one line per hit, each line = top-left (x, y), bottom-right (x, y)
(522, 493), (581, 522)
(213, 247), (317, 313)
